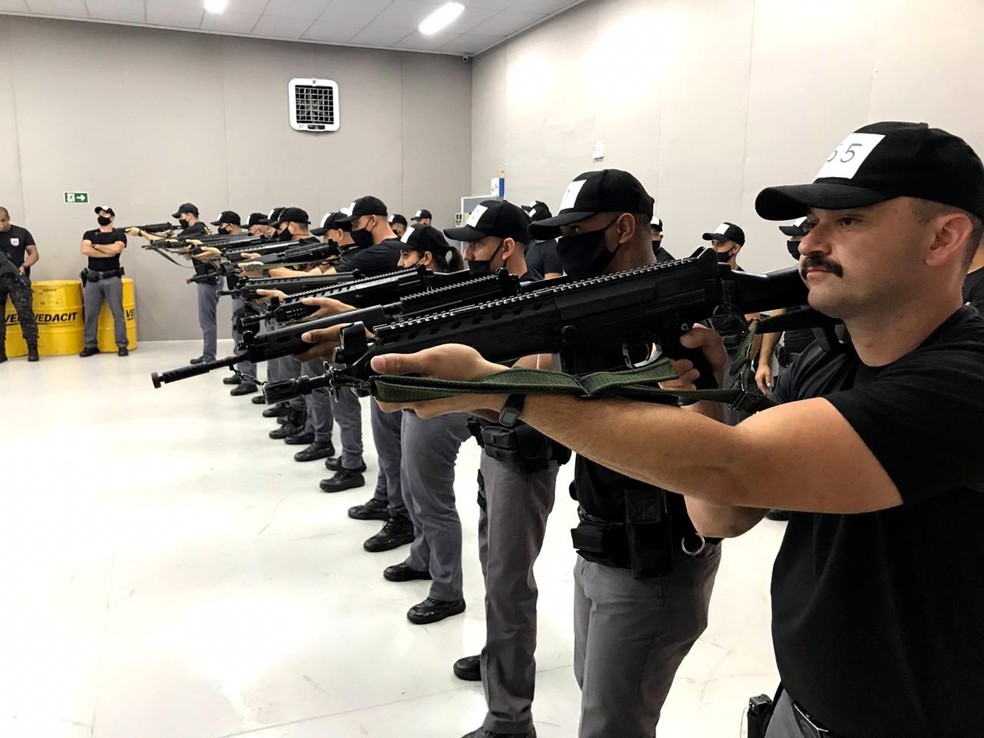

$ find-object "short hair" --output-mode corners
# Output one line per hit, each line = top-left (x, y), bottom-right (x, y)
(0, 206), (9, 218)
(910, 198), (984, 268)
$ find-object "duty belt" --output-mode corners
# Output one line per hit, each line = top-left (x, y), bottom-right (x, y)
(86, 268), (124, 281)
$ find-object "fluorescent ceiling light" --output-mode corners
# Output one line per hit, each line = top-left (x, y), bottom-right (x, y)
(204, 0), (228, 13)
(419, 2), (464, 35)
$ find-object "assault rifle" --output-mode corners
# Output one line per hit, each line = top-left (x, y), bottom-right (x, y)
(236, 266), (473, 335)
(149, 269), (554, 388)
(0, 250), (29, 288)
(219, 273), (360, 300)
(264, 249), (815, 401)
(124, 222), (176, 234)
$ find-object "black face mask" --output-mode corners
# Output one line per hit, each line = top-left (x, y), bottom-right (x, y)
(97, 216), (112, 227)
(715, 249), (733, 263)
(786, 239), (801, 260)
(179, 218), (189, 229)
(467, 240), (503, 277)
(351, 227), (374, 248)
(556, 217), (620, 280)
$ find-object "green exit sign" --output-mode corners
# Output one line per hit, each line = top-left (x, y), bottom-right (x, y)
(64, 192), (89, 204)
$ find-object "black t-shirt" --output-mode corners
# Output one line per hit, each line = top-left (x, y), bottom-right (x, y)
(526, 239), (562, 277)
(770, 307), (984, 736)
(180, 222), (215, 278)
(336, 239), (401, 277)
(83, 228), (127, 271)
(964, 266), (984, 314)
(780, 304), (816, 356)
(654, 245), (675, 263)
(0, 224), (36, 277)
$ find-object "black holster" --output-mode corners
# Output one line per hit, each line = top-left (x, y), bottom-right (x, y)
(624, 487), (675, 578)
(469, 419), (571, 474)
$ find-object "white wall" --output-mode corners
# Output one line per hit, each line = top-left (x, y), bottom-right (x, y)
(471, 0), (984, 274)
(0, 15), (472, 341)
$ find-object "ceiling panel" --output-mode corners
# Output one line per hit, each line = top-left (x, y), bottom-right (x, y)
(85, 0), (145, 23)
(301, 20), (365, 43)
(250, 13), (314, 39)
(24, 0), (86, 16)
(0, 0), (586, 56)
(317, 0), (391, 26)
(261, 0), (331, 20)
(200, 10), (259, 34)
(145, 2), (204, 28)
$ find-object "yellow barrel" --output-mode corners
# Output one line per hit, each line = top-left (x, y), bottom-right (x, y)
(96, 277), (138, 352)
(4, 296), (28, 357)
(34, 280), (84, 356)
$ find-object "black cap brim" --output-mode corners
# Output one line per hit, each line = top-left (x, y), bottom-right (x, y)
(443, 225), (487, 242)
(755, 183), (892, 221)
(701, 233), (722, 241)
(527, 210), (596, 239)
(310, 227), (328, 236)
(779, 224), (806, 237)
(171, 211), (182, 219)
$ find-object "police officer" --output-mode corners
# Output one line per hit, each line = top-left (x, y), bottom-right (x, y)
(311, 211), (369, 490)
(522, 201), (563, 279)
(79, 206), (128, 357)
(389, 213), (408, 238)
(326, 196), (409, 552)
(222, 211), (270, 396)
(410, 208), (433, 226)
(444, 201), (568, 738)
(650, 215), (674, 262)
(379, 225), (472, 625)
(0, 206), (39, 362)
(372, 170), (723, 738)
(128, 203), (215, 363)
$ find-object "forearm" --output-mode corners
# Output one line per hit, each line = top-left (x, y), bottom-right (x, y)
(685, 497), (766, 538)
(23, 250), (39, 267)
(519, 394), (752, 506)
(758, 331), (780, 365)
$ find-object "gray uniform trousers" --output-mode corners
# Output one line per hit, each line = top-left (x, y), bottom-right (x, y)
(400, 411), (472, 601)
(230, 297), (257, 381)
(370, 399), (407, 518)
(331, 384), (364, 469)
(196, 280), (221, 361)
(765, 692), (823, 738)
(573, 544), (721, 738)
(83, 276), (126, 348)
(301, 359), (334, 444)
(478, 455), (559, 735)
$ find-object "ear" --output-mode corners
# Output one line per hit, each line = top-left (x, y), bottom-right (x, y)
(420, 251), (435, 268)
(926, 212), (974, 267)
(616, 213), (637, 244)
(501, 237), (517, 261)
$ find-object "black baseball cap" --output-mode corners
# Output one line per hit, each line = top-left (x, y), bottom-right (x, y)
(528, 169), (655, 239)
(172, 202), (199, 218)
(94, 205), (115, 217)
(268, 207), (287, 226)
(412, 209), (432, 221)
(779, 217), (809, 237)
(523, 200), (553, 222)
(394, 224), (453, 258)
(247, 212), (271, 227)
(702, 222), (745, 246)
(279, 207), (310, 225)
(337, 196), (387, 224)
(756, 121), (984, 221)
(312, 211), (351, 236)
(650, 215), (663, 232)
(210, 210), (241, 226)
(390, 213), (408, 227)
(444, 200), (531, 244)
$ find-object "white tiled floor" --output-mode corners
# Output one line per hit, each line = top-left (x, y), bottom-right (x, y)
(1, 340), (783, 738)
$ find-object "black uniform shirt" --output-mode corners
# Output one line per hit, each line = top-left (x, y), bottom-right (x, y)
(0, 224), (36, 277)
(780, 304), (816, 356)
(769, 306), (984, 737)
(336, 238), (401, 277)
(83, 229), (127, 271)
(180, 222), (215, 278)
(963, 266), (984, 314)
(526, 239), (562, 276)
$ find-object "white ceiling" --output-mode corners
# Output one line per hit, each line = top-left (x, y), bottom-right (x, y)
(0, 0), (586, 56)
